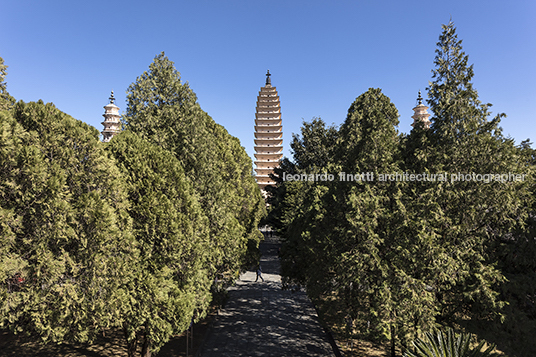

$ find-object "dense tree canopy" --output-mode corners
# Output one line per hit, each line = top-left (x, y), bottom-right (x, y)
(419, 21), (531, 322)
(270, 22), (535, 356)
(123, 52), (265, 281)
(0, 100), (135, 343)
(117, 53), (264, 356)
(290, 117), (338, 172)
(0, 56), (15, 110)
(0, 54), (265, 357)
(106, 131), (211, 357)
(1, 21), (534, 357)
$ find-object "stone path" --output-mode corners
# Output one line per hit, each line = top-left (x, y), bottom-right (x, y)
(199, 235), (335, 356)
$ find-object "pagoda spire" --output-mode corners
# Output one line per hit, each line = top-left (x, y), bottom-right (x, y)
(101, 90), (121, 142)
(265, 70), (271, 86)
(411, 90), (431, 129)
(109, 90), (116, 104)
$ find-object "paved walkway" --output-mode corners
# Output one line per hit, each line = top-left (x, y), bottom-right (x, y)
(199, 235), (335, 356)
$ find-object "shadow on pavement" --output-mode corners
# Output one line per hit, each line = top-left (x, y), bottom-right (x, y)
(199, 235), (334, 357)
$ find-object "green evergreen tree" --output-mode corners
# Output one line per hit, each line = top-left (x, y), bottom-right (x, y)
(0, 101), (135, 344)
(264, 158), (297, 236)
(106, 131), (211, 357)
(0, 56), (15, 110)
(123, 52), (264, 283)
(271, 118), (338, 289)
(394, 23), (536, 356)
(277, 91), (439, 355)
(269, 22), (533, 356)
(428, 21), (492, 141)
(421, 21), (530, 323)
(275, 92), (426, 353)
(330, 89), (436, 355)
(290, 117), (338, 172)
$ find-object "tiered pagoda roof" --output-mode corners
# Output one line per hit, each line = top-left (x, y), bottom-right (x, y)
(411, 91), (431, 129)
(254, 70), (283, 190)
(101, 90), (121, 142)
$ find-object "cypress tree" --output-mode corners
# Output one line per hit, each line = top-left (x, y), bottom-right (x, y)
(123, 52), (264, 283)
(290, 117), (338, 172)
(421, 22), (536, 354)
(106, 131), (211, 357)
(421, 21), (530, 323)
(0, 56), (15, 110)
(331, 89), (434, 354)
(0, 101), (135, 344)
(274, 118), (338, 290)
(277, 91), (435, 353)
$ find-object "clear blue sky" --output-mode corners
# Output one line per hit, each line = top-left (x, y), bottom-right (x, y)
(2, 0), (535, 161)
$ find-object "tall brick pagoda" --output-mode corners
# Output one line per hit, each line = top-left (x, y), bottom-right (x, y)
(254, 70), (283, 190)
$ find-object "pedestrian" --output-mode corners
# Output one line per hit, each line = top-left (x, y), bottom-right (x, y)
(255, 264), (264, 282)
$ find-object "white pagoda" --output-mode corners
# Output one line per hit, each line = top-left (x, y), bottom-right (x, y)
(411, 91), (431, 129)
(101, 90), (121, 142)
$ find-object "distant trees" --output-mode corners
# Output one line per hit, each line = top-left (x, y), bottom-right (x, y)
(269, 21), (535, 356)
(271, 117), (339, 290)
(290, 117), (338, 172)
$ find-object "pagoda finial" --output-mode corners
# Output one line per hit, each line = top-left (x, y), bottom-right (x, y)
(265, 70), (271, 86)
(417, 90), (423, 105)
(109, 90), (115, 105)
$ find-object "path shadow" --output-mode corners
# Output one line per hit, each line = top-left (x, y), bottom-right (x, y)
(199, 235), (334, 356)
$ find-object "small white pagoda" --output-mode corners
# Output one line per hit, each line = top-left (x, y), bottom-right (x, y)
(101, 90), (121, 142)
(411, 91), (431, 129)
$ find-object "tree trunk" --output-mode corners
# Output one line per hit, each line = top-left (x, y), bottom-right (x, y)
(141, 330), (152, 357)
(390, 323), (396, 357)
(124, 327), (138, 357)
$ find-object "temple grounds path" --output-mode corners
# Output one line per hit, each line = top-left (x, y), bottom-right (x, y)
(199, 235), (335, 357)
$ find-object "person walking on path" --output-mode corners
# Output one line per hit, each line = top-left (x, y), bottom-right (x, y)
(255, 264), (264, 282)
